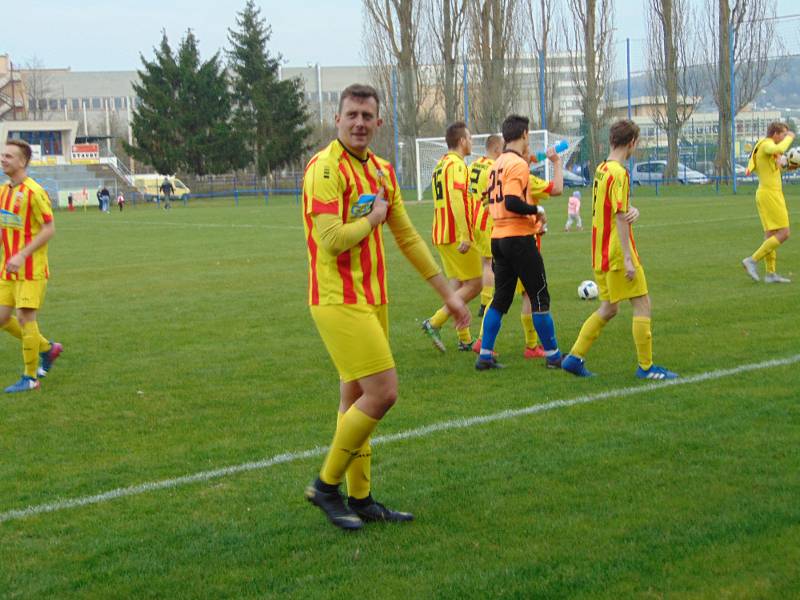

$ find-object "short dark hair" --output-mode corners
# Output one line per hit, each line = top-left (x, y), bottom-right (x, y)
(767, 121), (789, 137)
(502, 115), (529, 143)
(6, 139), (32, 166)
(609, 119), (640, 148)
(445, 121), (468, 149)
(486, 134), (503, 152)
(338, 84), (381, 115)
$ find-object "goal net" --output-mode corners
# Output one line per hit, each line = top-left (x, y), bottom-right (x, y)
(415, 130), (583, 201)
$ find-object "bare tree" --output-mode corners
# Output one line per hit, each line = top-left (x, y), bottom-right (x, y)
(701, 0), (781, 177)
(363, 1), (431, 140)
(22, 56), (54, 121)
(466, 0), (522, 133)
(424, 0), (468, 125)
(646, 0), (701, 179)
(524, 0), (565, 131)
(564, 0), (615, 175)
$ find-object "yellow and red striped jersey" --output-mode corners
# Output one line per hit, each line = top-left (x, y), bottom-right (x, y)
(591, 160), (640, 272)
(469, 156), (494, 233)
(302, 139), (413, 306)
(1, 177), (53, 281)
(431, 151), (472, 245)
(527, 174), (554, 235)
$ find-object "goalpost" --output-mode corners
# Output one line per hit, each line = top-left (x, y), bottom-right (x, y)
(415, 130), (584, 201)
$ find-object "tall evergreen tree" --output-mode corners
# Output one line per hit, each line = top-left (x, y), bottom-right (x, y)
(126, 30), (246, 175)
(227, 1), (310, 175)
(125, 32), (182, 174)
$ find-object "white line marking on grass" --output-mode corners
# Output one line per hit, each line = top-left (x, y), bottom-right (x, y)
(2, 353), (798, 524)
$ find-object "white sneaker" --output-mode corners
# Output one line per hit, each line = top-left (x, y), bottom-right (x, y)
(742, 257), (760, 281)
(764, 272), (791, 283)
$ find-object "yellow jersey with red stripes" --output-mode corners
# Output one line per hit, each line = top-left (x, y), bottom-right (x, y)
(468, 156), (494, 233)
(1, 177), (54, 281)
(591, 160), (640, 272)
(431, 151), (472, 245)
(527, 173), (554, 236)
(302, 139), (400, 306)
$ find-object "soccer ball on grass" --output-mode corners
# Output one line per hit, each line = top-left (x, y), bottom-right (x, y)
(577, 280), (599, 300)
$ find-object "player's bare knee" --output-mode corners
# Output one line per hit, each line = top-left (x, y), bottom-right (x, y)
(599, 303), (618, 320)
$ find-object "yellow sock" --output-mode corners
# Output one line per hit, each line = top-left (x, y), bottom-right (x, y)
(752, 236), (780, 262)
(480, 286), (494, 307)
(429, 307), (450, 329)
(765, 250), (777, 274)
(320, 405), (378, 486)
(1, 316), (22, 339)
(21, 321), (42, 379)
(331, 412), (372, 500)
(346, 437), (372, 500)
(632, 316), (653, 370)
(570, 312), (608, 358)
(520, 313), (538, 348)
(457, 327), (472, 344)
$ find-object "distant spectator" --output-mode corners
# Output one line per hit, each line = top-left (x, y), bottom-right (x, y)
(160, 177), (174, 210)
(100, 187), (110, 213)
(117, 192), (125, 212)
(565, 191), (582, 232)
(67, 192), (74, 212)
(96, 188), (103, 211)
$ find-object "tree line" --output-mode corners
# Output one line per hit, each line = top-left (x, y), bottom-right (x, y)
(364, 0), (781, 179)
(125, 0), (310, 177)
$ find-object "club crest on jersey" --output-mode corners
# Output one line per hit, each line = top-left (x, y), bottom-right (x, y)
(351, 194), (376, 217)
(0, 208), (23, 229)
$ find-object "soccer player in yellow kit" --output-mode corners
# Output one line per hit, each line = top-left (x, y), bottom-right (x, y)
(562, 120), (678, 380)
(742, 122), (795, 283)
(469, 134), (503, 318)
(302, 84), (469, 530)
(422, 122), (482, 352)
(1, 140), (63, 392)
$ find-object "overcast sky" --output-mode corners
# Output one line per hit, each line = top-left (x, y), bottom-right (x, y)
(5, 0), (799, 78)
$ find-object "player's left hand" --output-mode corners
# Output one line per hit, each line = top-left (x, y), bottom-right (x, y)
(4, 254), (23, 273)
(624, 206), (640, 224)
(624, 256), (636, 281)
(446, 294), (471, 330)
(545, 147), (561, 163)
(457, 240), (471, 253)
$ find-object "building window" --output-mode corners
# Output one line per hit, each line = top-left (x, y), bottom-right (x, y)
(7, 130), (63, 156)
(91, 97), (102, 109)
(49, 99), (59, 110)
(114, 97), (124, 110)
(71, 98), (80, 111)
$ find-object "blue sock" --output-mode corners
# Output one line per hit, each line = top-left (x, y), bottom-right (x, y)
(479, 306), (504, 358)
(532, 312), (560, 358)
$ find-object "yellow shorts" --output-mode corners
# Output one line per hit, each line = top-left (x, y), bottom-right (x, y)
(756, 189), (790, 231)
(0, 278), (47, 309)
(595, 267), (648, 304)
(310, 303), (395, 382)
(437, 243), (482, 281)
(474, 227), (492, 259)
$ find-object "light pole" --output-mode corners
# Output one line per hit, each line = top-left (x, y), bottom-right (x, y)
(397, 141), (405, 188)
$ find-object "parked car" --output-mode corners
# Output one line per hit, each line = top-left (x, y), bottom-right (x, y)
(531, 165), (589, 188)
(631, 160), (709, 185)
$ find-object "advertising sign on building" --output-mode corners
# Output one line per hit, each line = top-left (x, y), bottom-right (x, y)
(30, 144), (42, 162)
(71, 143), (100, 164)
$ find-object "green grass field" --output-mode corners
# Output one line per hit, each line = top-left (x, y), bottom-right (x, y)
(2, 185), (799, 599)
